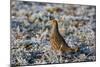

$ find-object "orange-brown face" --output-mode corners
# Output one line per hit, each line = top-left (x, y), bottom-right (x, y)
(51, 20), (58, 27)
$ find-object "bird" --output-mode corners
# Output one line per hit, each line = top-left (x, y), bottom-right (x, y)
(50, 19), (79, 54)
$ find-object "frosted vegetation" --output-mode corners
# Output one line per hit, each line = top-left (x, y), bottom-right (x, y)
(11, 1), (96, 66)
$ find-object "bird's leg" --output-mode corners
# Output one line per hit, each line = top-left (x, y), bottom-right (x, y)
(51, 49), (59, 62)
(52, 50), (63, 63)
(59, 51), (63, 63)
(56, 45), (63, 63)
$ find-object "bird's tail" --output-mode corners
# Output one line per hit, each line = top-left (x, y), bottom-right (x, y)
(71, 47), (80, 52)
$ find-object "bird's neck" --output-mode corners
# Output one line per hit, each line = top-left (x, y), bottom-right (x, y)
(51, 25), (59, 34)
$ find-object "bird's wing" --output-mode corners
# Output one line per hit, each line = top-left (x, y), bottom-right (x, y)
(57, 32), (70, 48)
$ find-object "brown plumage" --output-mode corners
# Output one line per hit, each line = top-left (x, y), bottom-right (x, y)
(50, 20), (79, 54)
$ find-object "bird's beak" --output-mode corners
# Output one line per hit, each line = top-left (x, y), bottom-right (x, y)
(49, 20), (53, 25)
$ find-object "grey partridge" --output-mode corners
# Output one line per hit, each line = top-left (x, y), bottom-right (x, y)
(50, 20), (79, 54)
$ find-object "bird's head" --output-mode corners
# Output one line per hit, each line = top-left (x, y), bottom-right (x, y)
(51, 19), (58, 27)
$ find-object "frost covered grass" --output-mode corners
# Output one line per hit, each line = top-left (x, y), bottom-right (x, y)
(10, 1), (96, 66)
